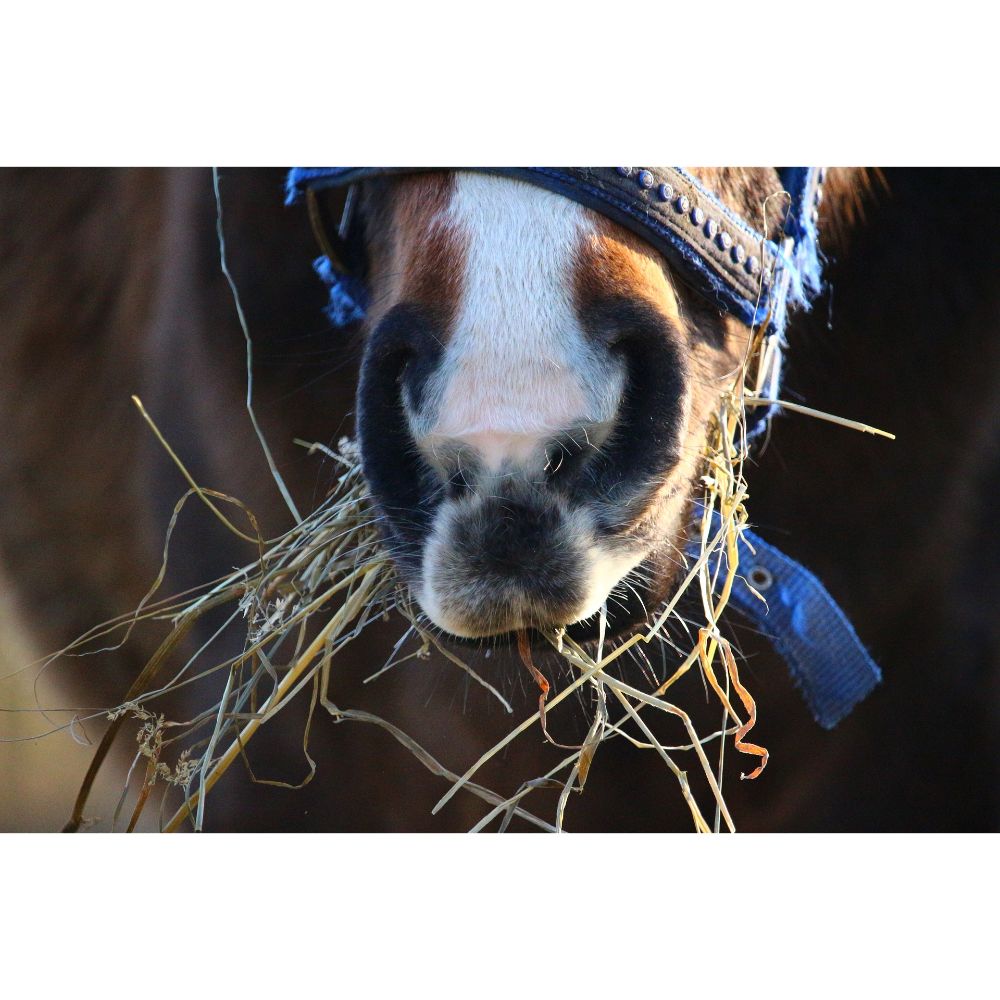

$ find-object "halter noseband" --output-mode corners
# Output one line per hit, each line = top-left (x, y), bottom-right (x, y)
(287, 166), (825, 334)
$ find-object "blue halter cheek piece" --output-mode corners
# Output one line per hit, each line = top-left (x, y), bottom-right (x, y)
(285, 166), (881, 729)
(691, 515), (880, 730)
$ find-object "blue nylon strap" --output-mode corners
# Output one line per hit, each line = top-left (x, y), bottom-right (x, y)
(285, 166), (824, 332)
(312, 255), (367, 327)
(688, 523), (882, 729)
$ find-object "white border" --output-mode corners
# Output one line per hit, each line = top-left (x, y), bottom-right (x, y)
(1, 4), (995, 993)
(2, 3), (996, 164)
(1, 834), (996, 997)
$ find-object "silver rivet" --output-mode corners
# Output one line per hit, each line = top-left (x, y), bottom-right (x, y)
(717, 231), (732, 250)
(732, 244), (746, 263)
(657, 182), (673, 202)
(814, 185), (824, 205)
(811, 207), (820, 225)
(675, 195), (690, 214)
(616, 167), (632, 177)
(746, 256), (760, 275)
(818, 167), (828, 183)
(638, 169), (654, 189)
(705, 219), (718, 238)
(748, 566), (774, 591)
(762, 268), (772, 286)
(691, 206), (705, 226)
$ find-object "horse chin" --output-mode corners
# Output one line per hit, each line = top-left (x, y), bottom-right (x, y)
(409, 491), (658, 643)
(411, 543), (682, 654)
(392, 479), (697, 653)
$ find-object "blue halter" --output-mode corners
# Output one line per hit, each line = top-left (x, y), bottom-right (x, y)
(286, 166), (823, 324)
(285, 167), (880, 729)
(287, 166), (826, 438)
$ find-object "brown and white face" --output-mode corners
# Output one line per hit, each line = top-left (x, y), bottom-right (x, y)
(353, 169), (781, 641)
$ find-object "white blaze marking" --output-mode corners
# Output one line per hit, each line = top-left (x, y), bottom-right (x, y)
(413, 172), (623, 471)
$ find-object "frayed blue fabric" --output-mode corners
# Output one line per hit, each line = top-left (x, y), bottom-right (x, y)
(285, 167), (355, 205)
(688, 519), (882, 729)
(312, 255), (367, 327)
(777, 167), (824, 302)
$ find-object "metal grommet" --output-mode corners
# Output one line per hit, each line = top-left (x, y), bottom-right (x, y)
(717, 231), (733, 250)
(705, 218), (719, 238)
(732, 244), (746, 263)
(748, 565), (774, 591)
(638, 169), (654, 189)
(675, 195), (690, 214)
(691, 206), (705, 226)
(761, 268), (772, 286)
(657, 182), (673, 202)
(616, 167), (633, 177)
(746, 255), (760, 275)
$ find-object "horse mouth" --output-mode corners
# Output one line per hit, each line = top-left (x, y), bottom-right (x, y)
(389, 473), (692, 650)
(409, 476), (643, 627)
(412, 541), (678, 655)
(361, 441), (697, 647)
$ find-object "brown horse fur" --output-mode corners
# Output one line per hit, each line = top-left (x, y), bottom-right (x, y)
(0, 167), (997, 831)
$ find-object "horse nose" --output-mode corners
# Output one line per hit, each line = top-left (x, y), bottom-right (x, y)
(429, 430), (544, 477)
(418, 490), (593, 637)
(423, 421), (614, 487)
(416, 355), (625, 479)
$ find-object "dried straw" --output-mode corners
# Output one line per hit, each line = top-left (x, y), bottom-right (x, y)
(57, 370), (765, 833)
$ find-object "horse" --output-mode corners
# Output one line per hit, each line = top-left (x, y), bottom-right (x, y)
(0, 166), (997, 831)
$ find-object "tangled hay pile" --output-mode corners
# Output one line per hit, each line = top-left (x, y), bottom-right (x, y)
(49, 344), (764, 834)
(35, 334), (888, 833)
(43, 311), (893, 834)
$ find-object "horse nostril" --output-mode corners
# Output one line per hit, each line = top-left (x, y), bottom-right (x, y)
(544, 446), (579, 487)
(543, 427), (607, 488)
(543, 443), (568, 481)
(446, 467), (472, 501)
(579, 316), (687, 526)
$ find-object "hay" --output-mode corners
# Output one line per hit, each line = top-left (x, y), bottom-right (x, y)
(52, 363), (761, 832)
(40, 344), (893, 832)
